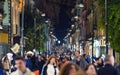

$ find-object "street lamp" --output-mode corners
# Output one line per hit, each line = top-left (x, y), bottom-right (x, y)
(71, 24), (75, 28)
(21, 0), (25, 57)
(76, 0), (84, 8)
(74, 16), (79, 20)
(41, 13), (46, 17)
(50, 31), (52, 34)
(58, 40), (61, 44)
(45, 20), (49, 23)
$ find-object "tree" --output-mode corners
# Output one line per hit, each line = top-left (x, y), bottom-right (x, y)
(25, 22), (48, 52)
(24, 4), (49, 52)
(98, 0), (120, 52)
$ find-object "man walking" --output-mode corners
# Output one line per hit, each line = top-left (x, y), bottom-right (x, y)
(11, 57), (34, 75)
(74, 50), (88, 70)
(98, 55), (120, 75)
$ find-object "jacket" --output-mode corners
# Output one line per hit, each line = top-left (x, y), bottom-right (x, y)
(41, 64), (59, 75)
(98, 64), (120, 75)
(75, 59), (88, 70)
(10, 68), (34, 75)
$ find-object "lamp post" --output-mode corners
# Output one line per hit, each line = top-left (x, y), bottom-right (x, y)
(8, 0), (12, 52)
(34, 17), (36, 51)
(105, 0), (108, 54)
(91, 0), (94, 63)
(21, 0), (25, 57)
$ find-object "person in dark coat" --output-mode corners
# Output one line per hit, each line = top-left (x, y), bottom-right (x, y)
(94, 57), (103, 71)
(98, 55), (120, 75)
(37, 55), (45, 74)
(74, 51), (88, 70)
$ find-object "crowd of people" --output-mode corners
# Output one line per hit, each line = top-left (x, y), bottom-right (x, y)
(0, 50), (120, 75)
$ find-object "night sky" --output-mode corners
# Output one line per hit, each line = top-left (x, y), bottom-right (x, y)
(24, 0), (74, 44)
(54, 5), (71, 43)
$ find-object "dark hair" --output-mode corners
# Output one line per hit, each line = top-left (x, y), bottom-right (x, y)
(76, 50), (80, 54)
(46, 55), (57, 65)
(3, 56), (8, 62)
(15, 56), (25, 61)
(59, 62), (80, 75)
(95, 57), (101, 61)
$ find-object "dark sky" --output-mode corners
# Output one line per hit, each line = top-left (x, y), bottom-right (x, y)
(54, 5), (71, 43)
(25, 0), (74, 43)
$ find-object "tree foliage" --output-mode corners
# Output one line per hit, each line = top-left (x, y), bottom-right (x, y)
(25, 23), (48, 52)
(24, 5), (49, 52)
(98, 0), (120, 52)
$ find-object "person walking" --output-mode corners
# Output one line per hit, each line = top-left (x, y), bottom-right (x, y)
(41, 55), (59, 75)
(74, 51), (88, 70)
(94, 57), (103, 71)
(98, 55), (120, 75)
(10, 56), (34, 75)
(59, 62), (80, 75)
(85, 64), (97, 75)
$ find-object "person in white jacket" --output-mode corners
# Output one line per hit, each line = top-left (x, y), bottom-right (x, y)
(10, 57), (34, 75)
(41, 55), (59, 75)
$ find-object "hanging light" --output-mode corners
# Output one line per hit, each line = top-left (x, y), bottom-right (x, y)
(74, 16), (79, 19)
(68, 33), (70, 36)
(41, 13), (46, 17)
(50, 31), (52, 34)
(45, 20), (49, 23)
(71, 24), (75, 28)
(76, 0), (84, 8)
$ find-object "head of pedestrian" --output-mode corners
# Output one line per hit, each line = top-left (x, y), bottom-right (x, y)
(46, 55), (58, 67)
(104, 55), (114, 66)
(59, 62), (80, 75)
(85, 64), (97, 75)
(15, 56), (26, 73)
(96, 57), (102, 64)
(74, 69), (87, 75)
(75, 50), (80, 58)
(95, 57), (103, 66)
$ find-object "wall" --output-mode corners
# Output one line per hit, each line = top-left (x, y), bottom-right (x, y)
(0, 32), (8, 44)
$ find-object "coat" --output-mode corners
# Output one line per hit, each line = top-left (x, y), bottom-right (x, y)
(41, 64), (59, 75)
(98, 64), (120, 75)
(47, 64), (59, 75)
(75, 59), (88, 70)
(10, 68), (34, 75)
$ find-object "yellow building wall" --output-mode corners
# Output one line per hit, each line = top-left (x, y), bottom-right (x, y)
(0, 33), (8, 44)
